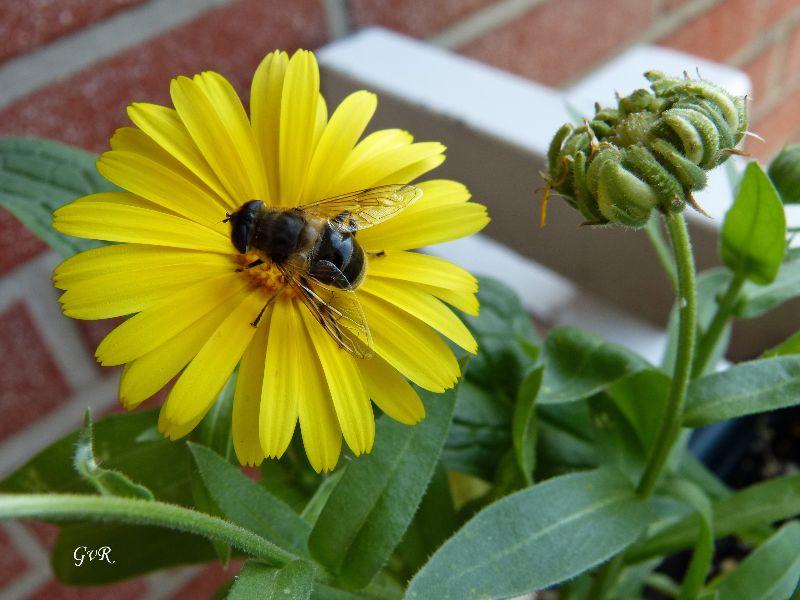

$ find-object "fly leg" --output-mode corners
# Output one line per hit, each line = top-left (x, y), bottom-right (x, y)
(236, 258), (264, 272)
(251, 283), (286, 328)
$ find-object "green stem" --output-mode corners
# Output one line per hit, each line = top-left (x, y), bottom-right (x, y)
(637, 213), (697, 498)
(592, 214), (697, 600)
(0, 493), (301, 568)
(645, 216), (678, 291)
(691, 273), (745, 378)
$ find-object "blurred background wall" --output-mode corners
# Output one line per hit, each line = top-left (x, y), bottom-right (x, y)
(0, 0), (798, 598)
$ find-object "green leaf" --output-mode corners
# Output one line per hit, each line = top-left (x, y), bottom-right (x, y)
(0, 136), (115, 257)
(629, 473), (800, 562)
(189, 443), (310, 557)
(713, 522), (800, 600)
(395, 464), (458, 578)
(53, 524), (215, 585)
(191, 375), (237, 564)
(684, 357), (800, 427)
(461, 276), (540, 400)
(511, 366), (543, 485)
(721, 161), (786, 285)
(229, 560), (314, 600)
(195, 373), (236, 462)
(671, 481), (713, 600)
(763, 329), (800, 357)
(738, 259), (800, 318)
(767, 144), (800, 204)
(73, 410), (154, 500)
(300, 470), (344, 526)
(308, 384), (459, 589)
(406, 468), (655, 599)
(442, 375), (511, 480)
(606, 369), (670, 452)
(1, 409), (192, 505)
(0, 410), (223, 584)
(539, 326), (648, 404)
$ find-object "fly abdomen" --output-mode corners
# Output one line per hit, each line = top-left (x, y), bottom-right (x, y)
(312, 223), (365, 289)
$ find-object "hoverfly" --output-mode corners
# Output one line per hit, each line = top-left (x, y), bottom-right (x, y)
(225, 184), (422, 358)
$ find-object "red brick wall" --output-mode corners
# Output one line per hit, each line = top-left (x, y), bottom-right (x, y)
(0, 0), (798, 597)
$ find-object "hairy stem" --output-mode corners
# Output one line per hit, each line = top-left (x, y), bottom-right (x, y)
(691, 273), (745, 378)
(645, 216), (678, 291)
(0, 493), (302, 569)
(638, 213), (697, 497)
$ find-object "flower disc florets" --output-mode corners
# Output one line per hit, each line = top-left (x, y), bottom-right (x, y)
(545, 71), (748, 228)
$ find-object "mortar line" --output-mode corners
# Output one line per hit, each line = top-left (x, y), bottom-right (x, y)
(428, 0), (547, 49)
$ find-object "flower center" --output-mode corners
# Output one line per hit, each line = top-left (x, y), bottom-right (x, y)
(237, 252), (295, 298)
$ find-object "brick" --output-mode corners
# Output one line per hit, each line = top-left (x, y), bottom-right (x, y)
(350, 0), (495, 38)
(0, 0), (327, 152)
(743, 42), (780, 104)
(459, 0), (653, 87)
(166, 561), (242, 599)
(0, 302), (70, 442)
(28, 578), (146, 600)
(25, 520), (60, 551)
(0, 0), (145, 64)
(658, 0), (763, 62)
(750, 85), (800, 159)
(763, 0), (800, 28)
(0, 207), (47, 276)
(0, 526), (29, 588)
(788, 24), (800, 85)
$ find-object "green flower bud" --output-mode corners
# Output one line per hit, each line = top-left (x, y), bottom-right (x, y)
(543, 71), (748, 228)
(767, 145), (800, 204)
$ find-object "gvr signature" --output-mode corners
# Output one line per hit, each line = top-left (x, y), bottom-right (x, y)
(73, 545), (115, 567)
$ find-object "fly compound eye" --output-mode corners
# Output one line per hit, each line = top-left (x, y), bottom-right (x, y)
(228, 200), (263, 254)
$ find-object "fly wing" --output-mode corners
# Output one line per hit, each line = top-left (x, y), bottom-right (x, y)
(299, 184), (422, 231)
(277, 259), (373, 359)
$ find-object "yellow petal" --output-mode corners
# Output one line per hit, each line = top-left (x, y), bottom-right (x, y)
(413, 282), (480, 316)
(119, 297), (236, 409)
(279, 50), (320, 206)
(360, 292), (460, 393)
(97, 150), (229, 232)
(162, 289), (263, 428)
(293, 304), (342, 473)
(54, 244), (234, 288)
(260, 299), (301, 458)
(233, 316), (270, 466)
(159, 406), (206, 441)
(109, 127), (220, 208)
(250, 50), (289, 204)
(127, 103), (235, 208)
(330, 142), (446, 196)
(311, 93), (328, 165)
(194, 71), (267, 198)
(359, 357), (425, 425)
(372, 154), (446, 187)
(300, 304), (374, 455)
(341, 129), (413, 174)
(171, 74), (258, 204)
(303, 91), (377, 202)
(358, 203), (489, 252)
(366, 251), (477, 292)
(360, 278), (477, 353)
(59, 261), (233, 319)
(404, 180), (472, 215)
(54, 193), (233, 253)
(96, 273), (247, 365)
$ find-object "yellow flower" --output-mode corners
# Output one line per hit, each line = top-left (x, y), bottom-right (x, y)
(52, 50), (489, 472)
